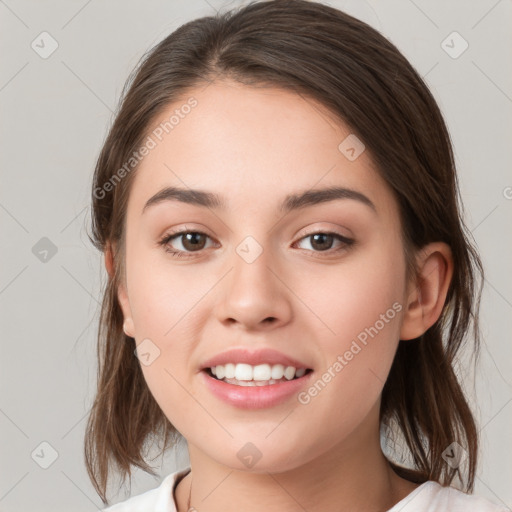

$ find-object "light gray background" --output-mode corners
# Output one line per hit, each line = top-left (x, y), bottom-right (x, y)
(0, 0), (511, 510)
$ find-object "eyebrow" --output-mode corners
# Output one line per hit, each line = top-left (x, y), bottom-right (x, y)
(142, 185), (376, 214)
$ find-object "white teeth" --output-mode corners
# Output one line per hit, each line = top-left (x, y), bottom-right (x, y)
(215, 365), (225, 379)
(235, 363), (253, 381)
(271, 364), (285, 380)
(253, 364), (272, 381)
(224, 363), (236, 379)
(284, 366), (296, 380)
(208, 363), (308, 382)
(223, 378), (283, 386)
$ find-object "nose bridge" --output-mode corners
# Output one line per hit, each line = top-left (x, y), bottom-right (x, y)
(231, 233), (277, 305)
(216, 233), (292, 329)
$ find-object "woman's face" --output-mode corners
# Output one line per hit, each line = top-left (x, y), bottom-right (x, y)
(118, 79), (410, 472)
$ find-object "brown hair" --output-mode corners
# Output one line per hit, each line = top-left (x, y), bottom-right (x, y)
(85, 0), (483, 504)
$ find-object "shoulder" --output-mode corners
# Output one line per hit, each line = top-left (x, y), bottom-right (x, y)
(100, 467), (191, 512)
(388, 481), (509, 512)
(429, 482), (510, 512)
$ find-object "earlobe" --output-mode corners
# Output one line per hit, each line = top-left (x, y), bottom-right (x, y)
(117, 280), (135, 338)
(400, 242), (453, 341)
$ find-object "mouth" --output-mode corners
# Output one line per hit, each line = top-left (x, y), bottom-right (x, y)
(202, 364), (314, 387)
(200, 361), (315, 409)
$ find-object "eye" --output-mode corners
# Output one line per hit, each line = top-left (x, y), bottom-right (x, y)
(294, 231), (354, 254)
(158, 229), (354, 259)
(158, 230), (216, 258)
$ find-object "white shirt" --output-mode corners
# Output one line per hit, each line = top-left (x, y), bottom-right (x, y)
(101, 467), (510, 512)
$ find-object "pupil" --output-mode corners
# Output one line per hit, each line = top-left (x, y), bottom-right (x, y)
(183, 232), (205, 251)
(312, 233), (333, 251)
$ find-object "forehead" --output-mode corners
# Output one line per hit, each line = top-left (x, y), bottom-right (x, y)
(127, 80), (395, 218)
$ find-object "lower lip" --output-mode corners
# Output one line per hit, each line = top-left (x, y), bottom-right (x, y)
(200, 370), (313, 410)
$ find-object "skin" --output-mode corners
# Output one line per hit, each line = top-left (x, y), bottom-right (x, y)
(110, 79), (453, 512)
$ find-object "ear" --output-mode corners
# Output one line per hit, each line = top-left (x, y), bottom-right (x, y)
(400, 242), (454, 341)
(104, 242), (135, 338)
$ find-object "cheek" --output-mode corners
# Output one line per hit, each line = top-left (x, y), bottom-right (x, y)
(125, 245), (211, 339)
(293, 237), (406, 411)
(126, 255), (205, 430)
(295, 236), (405, 347)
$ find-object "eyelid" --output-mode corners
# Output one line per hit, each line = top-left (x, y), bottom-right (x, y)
(297, 224), (353, 240)
(157, 226), (217, 248)
(158, 225), (355, 260)
(158, 224), (213, 241)
(292, 229), (355, 255)
(158, 224), (352, 245)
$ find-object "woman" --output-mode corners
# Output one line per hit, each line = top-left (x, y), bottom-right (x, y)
(85, 1), (507, 510)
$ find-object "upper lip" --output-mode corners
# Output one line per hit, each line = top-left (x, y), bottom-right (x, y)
(200, 348), (312, 370)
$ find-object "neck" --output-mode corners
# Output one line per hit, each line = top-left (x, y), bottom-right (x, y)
(176, 411), (419, 512)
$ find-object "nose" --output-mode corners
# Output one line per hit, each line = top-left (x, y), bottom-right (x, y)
(214, 241), (293, 332)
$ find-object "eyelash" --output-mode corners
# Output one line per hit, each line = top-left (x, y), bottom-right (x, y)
(157, 229), (355, 259)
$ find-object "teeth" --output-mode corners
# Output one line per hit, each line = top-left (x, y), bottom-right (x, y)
(235, 363), (253, 381)
(224, 363), (236, 379)
(209, 363), (308, 382)
(271, 364), (285, 379)
(295, 368), (306, 378)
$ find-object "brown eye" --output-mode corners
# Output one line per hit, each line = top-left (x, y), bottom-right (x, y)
(295, 231), (354, 254)
(178, 232), (208, 251)
(307, 233), (335, 251)
(159, 229), (354, 259)
(159, 230), (215, 257)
